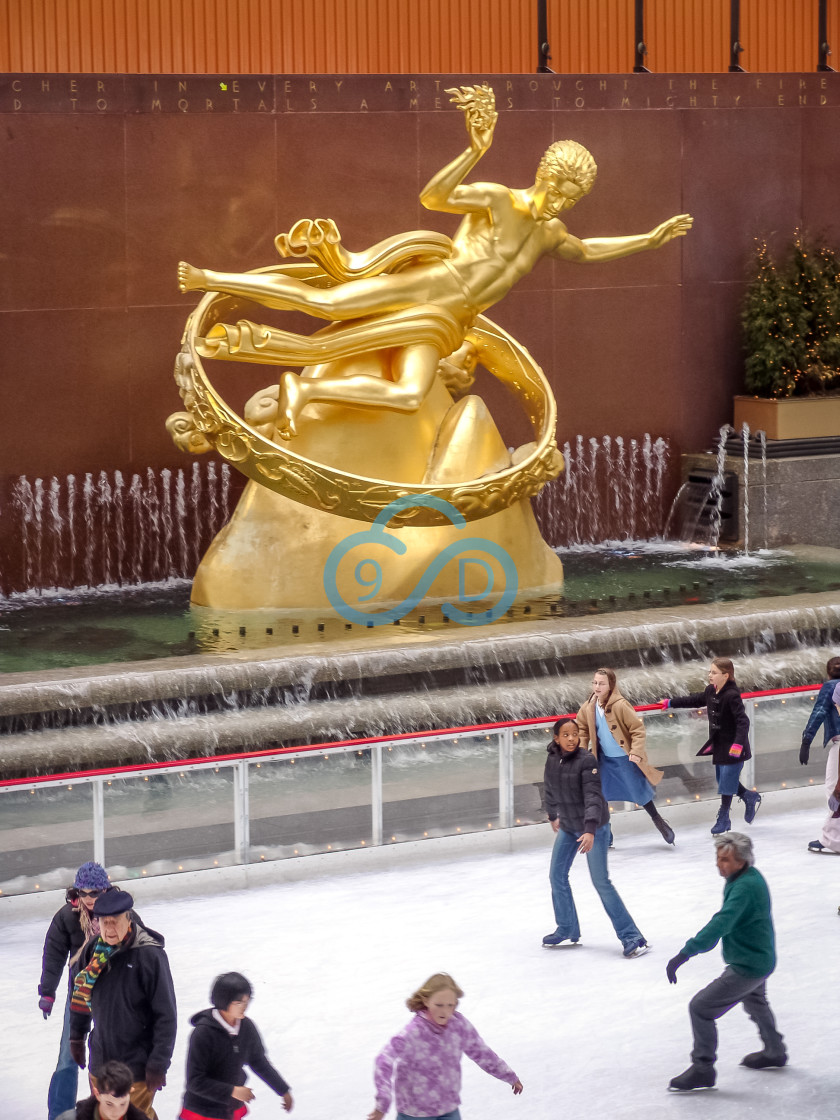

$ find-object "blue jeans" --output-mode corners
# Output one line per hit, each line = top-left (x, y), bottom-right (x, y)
(48, 994), (80, 1120)
(396, 1113), (461, 1120)
(548, 822), (643, 948)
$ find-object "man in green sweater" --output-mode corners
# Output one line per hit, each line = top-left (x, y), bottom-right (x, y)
(665, 832), (786, 1092)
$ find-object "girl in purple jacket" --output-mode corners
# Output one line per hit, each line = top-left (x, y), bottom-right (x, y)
(368, 973), (523, 1120)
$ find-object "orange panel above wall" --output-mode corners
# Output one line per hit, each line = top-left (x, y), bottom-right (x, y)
(0, 0), (838, 75)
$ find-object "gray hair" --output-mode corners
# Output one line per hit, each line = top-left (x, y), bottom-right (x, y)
(714, 832), (754, 866)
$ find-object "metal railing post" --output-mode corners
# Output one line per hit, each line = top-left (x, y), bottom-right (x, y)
(233, 762), (250, 864)
(371, 746), (383, 846)
(729, 0), (746, 71)
(818, 0), (834, 71)
(498, 729), (514, 829)
(536, 0), (553, 72)
(634, 0), (650, 72)
(92, 779), (105, 867)
(744, 699), (757, 789)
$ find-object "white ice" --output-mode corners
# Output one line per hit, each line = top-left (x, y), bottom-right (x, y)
(3, 787), (837, 1120)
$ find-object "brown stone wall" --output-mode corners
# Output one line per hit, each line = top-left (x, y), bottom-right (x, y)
(1, 71), (838, 489)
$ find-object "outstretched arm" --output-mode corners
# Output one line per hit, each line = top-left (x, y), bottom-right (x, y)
(555, 213), (693, 263)
(420, 84), (500, 215)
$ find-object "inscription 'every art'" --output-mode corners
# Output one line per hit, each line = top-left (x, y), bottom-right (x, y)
(0, 73), (837, 114)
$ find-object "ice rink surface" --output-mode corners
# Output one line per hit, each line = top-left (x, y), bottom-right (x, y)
(3, 789), (838, 1120)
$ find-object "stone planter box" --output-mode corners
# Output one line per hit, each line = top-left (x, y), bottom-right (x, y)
(734, 394), (840, 440)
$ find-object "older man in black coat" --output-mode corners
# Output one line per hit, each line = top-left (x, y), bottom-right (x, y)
(68, 890), (176, 1120)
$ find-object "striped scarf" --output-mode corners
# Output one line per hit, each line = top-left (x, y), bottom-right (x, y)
(70, 936), (123, 1014)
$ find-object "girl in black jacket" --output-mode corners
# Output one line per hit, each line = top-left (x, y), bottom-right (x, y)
(179, 972), (293, 1120)
(542, 719), (649, 957)
(662, 657), (761, 834)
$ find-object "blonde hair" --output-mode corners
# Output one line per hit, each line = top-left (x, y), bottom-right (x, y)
(68, 904), (98, 971)
(536, 140), (597, 193)
(406, 972), (464, 1012)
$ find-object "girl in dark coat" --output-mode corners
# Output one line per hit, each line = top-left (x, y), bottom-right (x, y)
(179, 972), (292, 1120)
(542, 718), (649, 957)
(662, 657), (761, 834)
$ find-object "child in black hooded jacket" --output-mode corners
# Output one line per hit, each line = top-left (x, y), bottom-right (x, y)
(179, 972), (293, 1120)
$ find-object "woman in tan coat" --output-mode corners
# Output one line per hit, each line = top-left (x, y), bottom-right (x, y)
(577, 667), (675, 845)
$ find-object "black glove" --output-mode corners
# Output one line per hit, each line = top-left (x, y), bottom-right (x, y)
(145, 1069), (167, 1093)
(799, 739), (810, 766)
(666, 952), (690, 984)
(69, 1039), (87, 1069)
(38, 993), (55, 1019)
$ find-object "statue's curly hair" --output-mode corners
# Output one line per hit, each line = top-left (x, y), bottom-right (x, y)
(536, 140), (597, 193)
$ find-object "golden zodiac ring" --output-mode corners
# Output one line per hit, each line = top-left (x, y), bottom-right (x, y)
(168, 264), (563, 528)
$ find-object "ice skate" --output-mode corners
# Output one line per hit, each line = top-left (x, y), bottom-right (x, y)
(710, 807), (731, 834)
(741, 789), (762, 824)
(542, 931), (580, 948)
(622, 936), (650, 958)
(741, 1050), (787, 1069)
(668, 1065), (716, 1092)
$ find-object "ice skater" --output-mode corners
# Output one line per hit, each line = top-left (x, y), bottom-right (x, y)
(69, 889), (176, 1120)
(799, 658), (840, 853)
(367, 971), (522, 1120)
(576, 667), (675, 845)
(542, 718), (649, 956)
(56, 1060), (149, 1120)
(39, 861), (112, 1120)
(666, 832), (786, 1092)
(661, 658), (761, 834)
(179, 972), (293, 1119)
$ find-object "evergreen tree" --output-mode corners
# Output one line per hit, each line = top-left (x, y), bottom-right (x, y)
(742, 234), (840, 398)
(742, 239), (801, 397)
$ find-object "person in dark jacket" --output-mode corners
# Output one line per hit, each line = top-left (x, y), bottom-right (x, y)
(68, 889), (177, 1120)
(56, 1060), (149, 1120)
(662, 657), (761, 835)
(179, 972), (293, 1119)
(799, 655), (840, 853)
(40, 861), (111, 1120)
(542, 718), (649, 957)
(665, 832), (785, 1092)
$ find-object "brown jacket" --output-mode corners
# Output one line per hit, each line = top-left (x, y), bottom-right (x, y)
(576, 688), (663, 786)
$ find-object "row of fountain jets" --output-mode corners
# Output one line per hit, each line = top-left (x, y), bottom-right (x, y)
(0, 428), (762, 598)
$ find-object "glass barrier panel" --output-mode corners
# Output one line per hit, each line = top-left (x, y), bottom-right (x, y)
(382, 733), (501, 842)
(0, 782), (93, 895)
(512, 725), (553, 825)
(643, 708), (719, 809)
(751, 692), (824, 793)
(249, 749), (373, 859)
(102, 768), (236, 877)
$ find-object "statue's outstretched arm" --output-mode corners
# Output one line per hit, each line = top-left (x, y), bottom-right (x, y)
(420, 84), (499, 215)
(556, 213), (693, 264)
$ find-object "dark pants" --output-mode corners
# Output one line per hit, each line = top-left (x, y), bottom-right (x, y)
(689, 966), (785, 1069)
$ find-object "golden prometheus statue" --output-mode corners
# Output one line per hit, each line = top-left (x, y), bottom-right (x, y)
(169, 85), (692, 615)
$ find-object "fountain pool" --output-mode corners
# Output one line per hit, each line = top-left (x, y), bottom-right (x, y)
(0, 543), (838, 674)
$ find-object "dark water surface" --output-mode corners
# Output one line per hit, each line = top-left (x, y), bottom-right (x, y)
(1, 546), (838, 674)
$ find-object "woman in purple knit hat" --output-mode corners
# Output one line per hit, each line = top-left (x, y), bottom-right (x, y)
(39, 861), (111, 1120)
(368, 972), (523, 1120)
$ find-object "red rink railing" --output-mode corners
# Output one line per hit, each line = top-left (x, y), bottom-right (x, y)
(0, 683), (826, 894)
